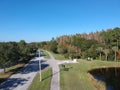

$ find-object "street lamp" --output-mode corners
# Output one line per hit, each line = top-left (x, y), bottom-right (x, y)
(39, 50), (42, 82)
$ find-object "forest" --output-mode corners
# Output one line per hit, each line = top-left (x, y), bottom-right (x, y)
(0, 40), (37, 72)
(39, 27), (120, 61)
(0, 27), (120, 72)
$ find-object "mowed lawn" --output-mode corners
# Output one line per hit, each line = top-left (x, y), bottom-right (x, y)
(43, 50), (50, 59)
(50, 52), (66, 60)
(29, 68), (52, 90)
(60, 60), (120, 90)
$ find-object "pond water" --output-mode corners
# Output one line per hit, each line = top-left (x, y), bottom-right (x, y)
(89, 67), (120, 90)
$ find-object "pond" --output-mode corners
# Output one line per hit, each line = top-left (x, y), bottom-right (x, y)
(89, 67), (120, 90)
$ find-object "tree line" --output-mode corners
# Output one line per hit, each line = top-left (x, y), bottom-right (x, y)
(0, 40), (37, 72)
(39, 27), (120, 61)
(1, 27), (119, 71)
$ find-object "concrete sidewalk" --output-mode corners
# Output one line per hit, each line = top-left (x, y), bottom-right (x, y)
(45, 51), (78, 90)
(46, 51), (60, 90)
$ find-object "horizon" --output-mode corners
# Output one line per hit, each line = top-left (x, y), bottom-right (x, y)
(0, 27), (118, 43)
(0, 0), (120, 43)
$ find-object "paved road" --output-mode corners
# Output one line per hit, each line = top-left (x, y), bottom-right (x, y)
(0, 57), (48, 90)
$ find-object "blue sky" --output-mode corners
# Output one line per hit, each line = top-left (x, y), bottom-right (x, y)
(0, 0), (120, 42)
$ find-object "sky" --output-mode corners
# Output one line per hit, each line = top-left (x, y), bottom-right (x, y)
(0, 0), (120, 42)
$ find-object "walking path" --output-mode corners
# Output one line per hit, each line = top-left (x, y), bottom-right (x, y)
(42, 51), (78, 90)
(46, 51), (60, 90)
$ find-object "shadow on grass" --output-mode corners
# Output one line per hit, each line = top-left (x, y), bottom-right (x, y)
(41, 66), (73, 82)
(63, 67), (73, 71)
(59, 63), (73, 72)
(41, 72), (53, 81)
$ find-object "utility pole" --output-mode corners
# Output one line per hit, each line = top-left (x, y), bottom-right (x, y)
(39, 50), (42, 82)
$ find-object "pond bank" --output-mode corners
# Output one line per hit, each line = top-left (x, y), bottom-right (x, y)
(88, 66), (120, 90)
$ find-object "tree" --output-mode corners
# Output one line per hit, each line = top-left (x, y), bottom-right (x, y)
(86, 45), (97, 59)
(57, 45), (67, 54)
(103, 49), (110, 61)
(18, 40), (26, 58)
(49, 38), (57, 53)
(112, 46), (118, 61)
(0, 42), (20, 73)
(7, 42), (20, 63)
(100, 29), (112, 48)
(0, 41), (37, 73)
(0, 43), (9, 72)
(96, 47), (103, 60)
(110, 27), (120, 47)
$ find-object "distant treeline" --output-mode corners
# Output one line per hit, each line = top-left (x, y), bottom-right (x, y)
(39, 27), (120, 61)
(1, 27), (119, 71)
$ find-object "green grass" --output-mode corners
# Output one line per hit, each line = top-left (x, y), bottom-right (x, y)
(43, 50), (50, 59)
(51, 52), (66, 60)
(29, 68), (52, 90)
(60, 60), (120, 90)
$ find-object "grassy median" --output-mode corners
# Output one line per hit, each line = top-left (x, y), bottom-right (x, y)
(29, 68), (52, 90)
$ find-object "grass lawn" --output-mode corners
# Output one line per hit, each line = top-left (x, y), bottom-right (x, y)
(50, 52), (66, 60)
(29, 68), (52, 90)
(0, 63), (25, 83)
(43, 50), (50, 59)
(60, 60), (120, 90)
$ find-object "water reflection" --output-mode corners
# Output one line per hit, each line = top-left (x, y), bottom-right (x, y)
(89, 67), (120, 90)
